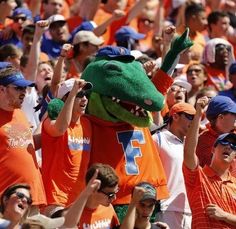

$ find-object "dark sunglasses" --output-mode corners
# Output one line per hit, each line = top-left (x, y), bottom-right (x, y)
(14, 192), (32, 205)
(218, 140), (236, 150)
(180, 112), (194, 121)
(186, 68), (202, 75)
(7, 85), (27, 91)
(99, 189), (119, 199)
(13, 16), (27, 22)
(215, 44), (231, 52)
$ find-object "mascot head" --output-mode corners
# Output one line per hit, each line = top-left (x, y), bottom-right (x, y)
(81, 46), (165, 127)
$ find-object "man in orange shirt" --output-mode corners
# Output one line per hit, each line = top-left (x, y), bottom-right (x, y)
(184, 96), (236, 228)
(0, 62), (46, 207)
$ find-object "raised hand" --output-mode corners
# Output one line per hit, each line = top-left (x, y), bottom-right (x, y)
(195, 96), (209, 115)
(85, 169), (101, 195)
(35, 20), (49, 38)
(60, 43), (73, 58)
(131, 186), (146, 204)
(205, 204), (227, 221)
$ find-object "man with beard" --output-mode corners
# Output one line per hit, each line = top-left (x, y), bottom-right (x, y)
(0, 62), (46, 209)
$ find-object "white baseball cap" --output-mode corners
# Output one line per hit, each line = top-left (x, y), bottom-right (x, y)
(73, 31), (104, 46)
(57, 78), (75, 99)
(173, 78), (192, 93)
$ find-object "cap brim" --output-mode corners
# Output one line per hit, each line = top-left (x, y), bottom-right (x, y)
(12, 79), (35, 87)
(228, 105), (236, 114)
(132, 33), (146, 40)
(90, 38), (104, 46)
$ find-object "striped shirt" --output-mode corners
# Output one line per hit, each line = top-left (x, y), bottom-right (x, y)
(183, 164), (236, 229)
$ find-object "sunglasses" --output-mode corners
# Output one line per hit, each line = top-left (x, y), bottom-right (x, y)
(7, 85), (27, 91)
(14, 192), (32, 205)
(186, 68), (202, 75)
(179, 112), (194, 121)
(13, 16), (27, 23)
(170, 85), (187, 93)
(99, 189), (119, 199)
(218, 140), (236, 150)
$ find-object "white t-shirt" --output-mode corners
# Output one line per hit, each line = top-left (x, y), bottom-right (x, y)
(152, 128), (191, 213)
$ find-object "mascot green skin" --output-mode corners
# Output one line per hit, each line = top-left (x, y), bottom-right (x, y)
(80, 29), (193, 205)
(48, 29), (193, 206)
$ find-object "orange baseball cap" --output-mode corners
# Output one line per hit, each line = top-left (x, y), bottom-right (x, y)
(169, 102), (196, 116)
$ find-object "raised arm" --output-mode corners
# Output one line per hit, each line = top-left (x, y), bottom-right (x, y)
(43, 79), (87, 137)
(24, 20), (48, 81)
(120, 186), (145, 229)
(50, 44), (73, 97)
(62, 170), (101, 228)
(184, 96), (209, 169)
(126, 0), (147, 24)
(93, 9), (125, 37)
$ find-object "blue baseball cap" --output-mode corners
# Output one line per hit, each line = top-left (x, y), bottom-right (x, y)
(115, 26), (145, 42)
(96, 46), (135, 60)
(206, 95), (236, 117)
(229, 61), (236, 75)
(11, 7), (33, 20)
(70, 21), (96, 42)
(0, 62), (34, 87)
(214, 133), (236, 147)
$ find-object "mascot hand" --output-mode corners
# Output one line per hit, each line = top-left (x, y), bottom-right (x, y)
(160, 28), (193, 76)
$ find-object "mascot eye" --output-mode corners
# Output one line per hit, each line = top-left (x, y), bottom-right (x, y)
(103, 62), (122, 72)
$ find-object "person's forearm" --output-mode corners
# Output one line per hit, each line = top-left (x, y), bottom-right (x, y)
(24, 32), (41, 81)
(223, 212), (236, 226)
(63, 189), (90, 228)
(50, 56), (64, 97)
(126, 0), (147, 24)
(120, 202), (136, 229)
(184, 110), (201, 169)
(54, 92), (76, 134)
(93, 17), (114, 36)
(154, 0), (164, 36)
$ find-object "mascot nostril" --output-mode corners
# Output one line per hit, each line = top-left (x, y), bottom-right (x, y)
(103, 62), (123, 72)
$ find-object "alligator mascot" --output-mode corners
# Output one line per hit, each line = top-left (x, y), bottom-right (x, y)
(48, 28), (193, 220)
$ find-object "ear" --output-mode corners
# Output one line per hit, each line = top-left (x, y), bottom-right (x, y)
(172, 113), (180, 121)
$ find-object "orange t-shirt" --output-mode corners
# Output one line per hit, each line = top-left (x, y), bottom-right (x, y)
(183, 164), (236, 229)
(78, 204), (119, 229)
(85, 114), (169, 205)
(0, 108), (46, 206)
(41, 116), (92, 206)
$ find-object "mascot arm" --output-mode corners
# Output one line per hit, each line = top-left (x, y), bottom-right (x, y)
(152, 28), (193, 95)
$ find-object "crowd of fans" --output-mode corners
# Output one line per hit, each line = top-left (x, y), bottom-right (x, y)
(1, 0), (236, 228)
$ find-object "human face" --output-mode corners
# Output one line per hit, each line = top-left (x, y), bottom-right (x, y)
(4, 84), (27, 109)
(97, 185), (119, 207)
(21, 33), (34, 54)
(174, 112), (194, 137)
(7, 51), (22, 70)
(12, 14), (32, 36)
(44, 0), (63, 17)
(214, 44), (231, 68)
(2, 0), (17, 18)
(212, 16), (230, 38)
(213, 139), (236, 165)
(3, 188), (32, 222)
(218, 113), (236, 133)
(166, 84), (187, 108)
(136, 199), (155, 220)
(72, 95), (88, 115)
(36, 63), (53, 93)
(186, 65), (207, 88)
(49, 21), (69, 43)
(194, 11), (208, 32)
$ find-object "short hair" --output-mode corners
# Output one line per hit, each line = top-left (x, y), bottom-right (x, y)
(185, 2), (205, 22)
(85, 163), (119, 190)
(0, 44), (22, 62)
(0, 183), (31, 213)
(207, 11), (229, 27)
